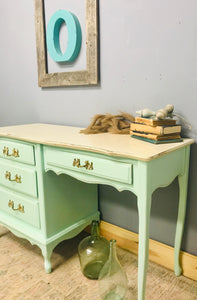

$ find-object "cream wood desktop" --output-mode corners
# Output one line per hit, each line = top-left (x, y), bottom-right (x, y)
(0, 123), (194, 300)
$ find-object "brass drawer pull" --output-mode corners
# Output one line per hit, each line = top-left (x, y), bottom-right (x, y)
(3, 147), (19, 158)
(8, 200), (24, 213)
(73, 158), (93, 170)
(5, 171), (22, 183)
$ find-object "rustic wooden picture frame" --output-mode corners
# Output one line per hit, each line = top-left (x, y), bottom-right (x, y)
(34, 0), (98, 87)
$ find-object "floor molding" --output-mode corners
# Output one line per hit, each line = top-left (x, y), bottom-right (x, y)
(86, 220), (197, 281)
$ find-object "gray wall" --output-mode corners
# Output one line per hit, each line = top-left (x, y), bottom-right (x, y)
(0, 0), (197, 255)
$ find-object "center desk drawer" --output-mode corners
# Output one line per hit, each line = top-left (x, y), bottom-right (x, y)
(44, 147), (133, 184)
(0, 161), (37, 198)
(0, 187), (40, 228)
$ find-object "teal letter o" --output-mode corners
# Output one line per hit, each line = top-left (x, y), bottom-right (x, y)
(46, 10), (82, 62)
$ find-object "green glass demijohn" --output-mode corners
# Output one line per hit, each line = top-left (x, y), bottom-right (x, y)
(78, 220), (110, 279)
(98, 239), (128, 300)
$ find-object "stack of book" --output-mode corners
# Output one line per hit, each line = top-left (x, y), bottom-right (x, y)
(130, 117), (182, 144)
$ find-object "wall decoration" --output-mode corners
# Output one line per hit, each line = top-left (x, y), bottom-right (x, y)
(46, 10), (82, 63)
(34, 0), (98, 87)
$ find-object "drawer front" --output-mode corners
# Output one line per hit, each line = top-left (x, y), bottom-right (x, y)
(0, 187), (40, 228)
(0, 140), (35, 165)
(0, 161), (37, 198)
(44, 147), (132, 184)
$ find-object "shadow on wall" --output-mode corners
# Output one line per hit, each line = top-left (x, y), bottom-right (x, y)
(99, 180), (179, 243)
(99, 143), (197, 256)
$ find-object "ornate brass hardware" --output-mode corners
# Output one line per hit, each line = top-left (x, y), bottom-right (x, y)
(8, 200), (24, 213)
(3, 147), (19, 158)
(73, 158), (93, 170)
(5, 171), (22, 183)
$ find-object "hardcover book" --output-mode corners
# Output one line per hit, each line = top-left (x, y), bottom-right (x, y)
(131, 135), (183, 144)
(135, 117), (177, 127)
(130, 123), (181, 135)
(130, 130), (181, 141)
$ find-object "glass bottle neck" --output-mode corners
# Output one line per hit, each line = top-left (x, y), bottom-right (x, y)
(109, 239), (117, 260)
(91, 220), (100, 237)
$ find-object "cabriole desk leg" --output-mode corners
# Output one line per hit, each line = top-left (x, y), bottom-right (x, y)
(41, 245), (53, 273)
(137, 190), (152, 300)
(174, 146), (190, 276)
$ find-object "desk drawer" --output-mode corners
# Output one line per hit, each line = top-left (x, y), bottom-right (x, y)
(0, 140), (35, 165)
(0, 161), (37, 198)
(44, 147), (132, 184)
(0, 187), (40, 228)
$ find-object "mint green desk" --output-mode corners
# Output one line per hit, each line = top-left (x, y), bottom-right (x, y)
(0, 124), (194, 300)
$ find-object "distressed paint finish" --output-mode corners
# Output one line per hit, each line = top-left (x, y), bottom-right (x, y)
(0, 124), (194, 300)
(34, 0), (98, 87)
